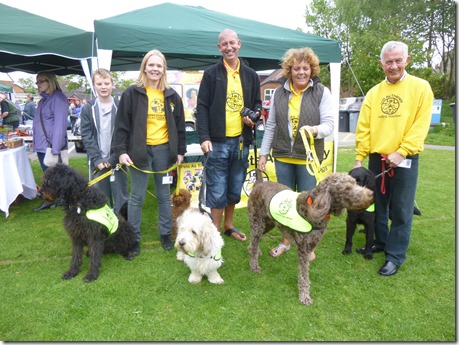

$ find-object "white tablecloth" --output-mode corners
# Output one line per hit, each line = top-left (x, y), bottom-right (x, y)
(0, 145), (37, 217)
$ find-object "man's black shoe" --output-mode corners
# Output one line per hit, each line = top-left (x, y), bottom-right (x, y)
(130, 242), (140, 256)
(356, 244), (384, 254)
(160, 234), (174, 251)
(378, 261), (399, 276)
(51, 199), (66, 208)
(33, 201), (52, 211)
(33, 199), (66, 211)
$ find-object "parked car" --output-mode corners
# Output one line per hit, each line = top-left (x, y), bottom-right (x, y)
(348, 98), (364, 113)
(72, 117), (86, 153)
(339, 97), (364, 111)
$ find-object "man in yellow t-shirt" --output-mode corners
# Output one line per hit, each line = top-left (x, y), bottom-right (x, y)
(196, 29), (262, 242)
(354, 41), (434, 276)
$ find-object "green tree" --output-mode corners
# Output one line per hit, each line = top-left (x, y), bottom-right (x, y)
(17, 77), (37, 94)
(60, 75), (89, 93)
(111, 71), (135, 91)
(305, 0), (455, 98)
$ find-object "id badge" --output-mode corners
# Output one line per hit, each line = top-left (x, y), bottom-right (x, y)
(162, 174), (173, 184)
(398, 159), (412, 169)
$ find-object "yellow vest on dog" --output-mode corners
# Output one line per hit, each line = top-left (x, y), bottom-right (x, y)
(269, 190), (312, 233)
(366, 203), (375, 212)
(86, 205), (119, 235)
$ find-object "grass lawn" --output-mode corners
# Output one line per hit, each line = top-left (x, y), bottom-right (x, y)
(0, 145), (455, 341)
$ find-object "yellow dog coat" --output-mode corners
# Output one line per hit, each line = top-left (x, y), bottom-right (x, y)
(86, 204), (119, 236)
(269, 190), (313, 233)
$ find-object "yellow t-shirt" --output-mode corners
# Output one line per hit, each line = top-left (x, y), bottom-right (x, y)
(277, 81), (308, 165)
(146, 87), (168, 146)
(224, 60), (243, 137)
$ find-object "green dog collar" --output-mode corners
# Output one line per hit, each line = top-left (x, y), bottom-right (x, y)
(86, 204), (119, 235)
(187, 249), (222, 261)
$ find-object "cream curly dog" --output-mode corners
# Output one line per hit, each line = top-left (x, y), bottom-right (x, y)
(248, 170), (374, 306)
(175, 208), (224, 284)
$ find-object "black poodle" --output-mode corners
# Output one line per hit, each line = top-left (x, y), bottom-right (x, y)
(342, 167), (376, 260)
(39, 164), (137, 282)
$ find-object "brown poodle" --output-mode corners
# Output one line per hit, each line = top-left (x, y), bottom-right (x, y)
(171, 188), (192, 240)
(247, 169), (374, 306)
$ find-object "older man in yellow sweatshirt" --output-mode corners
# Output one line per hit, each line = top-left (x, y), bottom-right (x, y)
(354, 41), (434, 276)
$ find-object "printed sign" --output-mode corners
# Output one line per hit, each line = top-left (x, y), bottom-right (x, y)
(176, 141), (334, 209)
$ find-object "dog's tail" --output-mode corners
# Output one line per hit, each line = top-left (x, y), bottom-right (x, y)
(255, 168), (264, 184)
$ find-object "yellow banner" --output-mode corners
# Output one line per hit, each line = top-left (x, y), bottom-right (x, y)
(176, 141), (334, 209)
(177, 162), (204, 208)
(238, 141), (334, 208)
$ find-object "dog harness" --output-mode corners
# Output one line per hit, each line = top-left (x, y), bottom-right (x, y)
(86, 204), (119, 235)
(269, 190), (314, 233)
(366, 203), (375, 212)
(187, 249), (222, 261)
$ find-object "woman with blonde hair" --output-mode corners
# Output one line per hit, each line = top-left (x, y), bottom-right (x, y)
(112, 49), (186, 254)
(32, 71), (69, 211)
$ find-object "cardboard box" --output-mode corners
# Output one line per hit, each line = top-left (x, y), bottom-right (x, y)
(6, 138), (24, 148)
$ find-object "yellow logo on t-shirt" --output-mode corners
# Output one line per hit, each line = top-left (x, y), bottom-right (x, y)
(226, 73), (243, 137)
(146, 87), (168, 145)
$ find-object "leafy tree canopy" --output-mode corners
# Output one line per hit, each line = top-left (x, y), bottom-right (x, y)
(305, 0), (455, 99)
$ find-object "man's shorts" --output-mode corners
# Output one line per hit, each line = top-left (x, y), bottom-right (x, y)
(204, 137), (249, 209)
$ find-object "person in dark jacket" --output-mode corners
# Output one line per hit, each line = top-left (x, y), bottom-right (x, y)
(112, 49), (186, 254)
(80, 68), (128, 214)
(23, 94), (36, 121)
(0, 92), (20, 130)
(196, 28), (262, 242)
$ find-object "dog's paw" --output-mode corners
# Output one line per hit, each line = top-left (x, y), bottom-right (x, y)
(363, 253), (374, 260)
(188, 274), (202, 284)
(300, 295), (313, 306)
(176, 251), (185, 261)
(250, 265), (261, 273)
(249, 259), (261, 273)
(83, 273), (98, 283)
(342, 248), (352, 255)
(62, 270), (78, 280)
(124, 252), (136, 261)
(208, 273), (224, 284)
